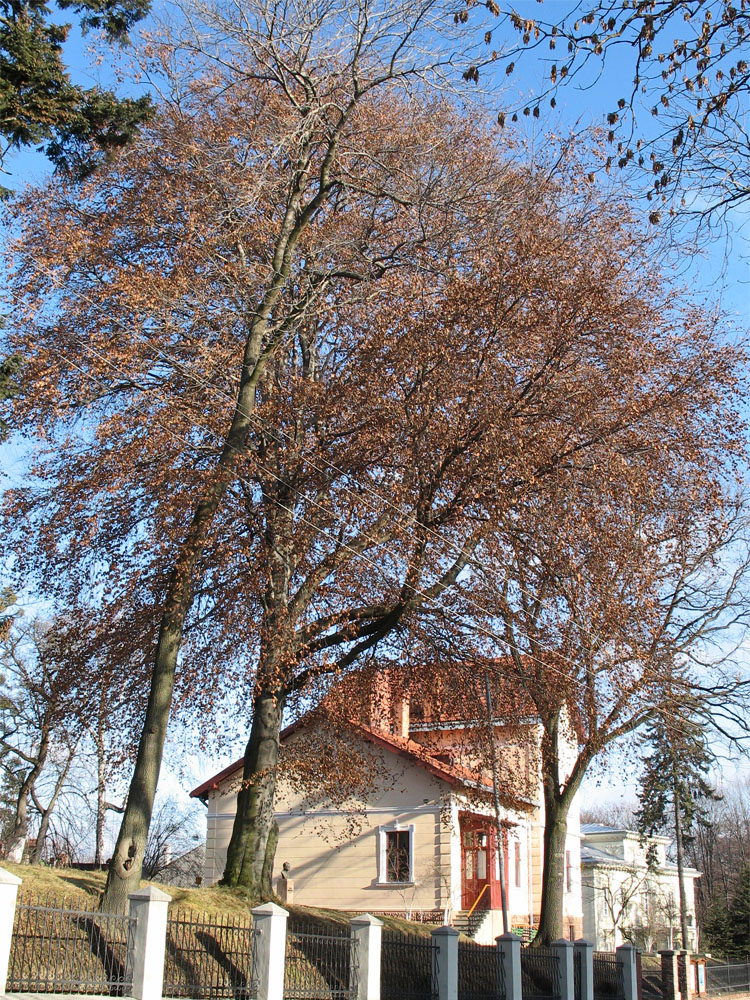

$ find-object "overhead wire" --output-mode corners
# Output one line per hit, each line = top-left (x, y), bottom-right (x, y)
(35, 321), (669, 712)
(19, 252), (620, 679)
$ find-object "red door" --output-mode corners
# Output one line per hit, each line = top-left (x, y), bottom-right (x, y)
(460, 814), (493, 910)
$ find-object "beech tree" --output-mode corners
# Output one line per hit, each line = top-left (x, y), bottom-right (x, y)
(462, 484), (750, 944)
(488, 0), (750, 228)
(3, 0), (517, 909)
(6, 0), (748, 914)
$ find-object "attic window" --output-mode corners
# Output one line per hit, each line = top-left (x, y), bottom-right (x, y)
(378, 824), (415, 884)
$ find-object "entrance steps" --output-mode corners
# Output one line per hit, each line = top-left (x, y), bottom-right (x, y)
(453, 907), (491, 939)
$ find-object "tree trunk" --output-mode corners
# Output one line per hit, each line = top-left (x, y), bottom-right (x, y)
(535, 714), (584, 947)
(5, 730), (49, 864)
(95, 694), (107, 867)
(674, 776), (690, 950)
(5, 782), (30, 863)
(95, 756), (106, 867)
(101, 364), (264, 913)
(100, 241), (304, 914)
(262, 820), (279, 898)
(220, 686), (287, 897)
(535, 784), (570, 945)
(32, 751), (73, 863)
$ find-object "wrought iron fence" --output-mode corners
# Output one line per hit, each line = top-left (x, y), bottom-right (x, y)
(458, 940), (505, 1000)
(284, 923), (357, 1000)
(574, 947), (582, 1000)
(7, 893), (134, 995)
(381, 931), (438, 1000)
(162, 909), (257, 999)
(705, 962), (750, 995)
(593, 952), (625, 1000)
(521, 945), (562, 1000)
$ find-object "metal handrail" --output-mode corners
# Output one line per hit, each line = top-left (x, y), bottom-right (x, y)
(466, 883), (490, 920)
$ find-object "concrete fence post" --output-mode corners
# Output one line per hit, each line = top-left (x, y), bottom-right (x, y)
(127, 885), (171, 1000)
(0, 867), (21, 995)
(574, 939), (594, 1000)
(553, 938), (575, 1000)
(431, 926), (459, 1000)
(252, 901), (289, 1000)
(497, 933), (522, 1000)
(350, 913), (382, 1000)
(617, 944), (639, 1000)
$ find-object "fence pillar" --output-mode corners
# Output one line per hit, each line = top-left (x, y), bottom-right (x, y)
(128, 885), (171, 1000)
(660, 951), (679, 1000)
(350, 913), (382, 1000)
(677, 951), (692, 1000)
(0, 867), (21, 996)
(431, 926), (458, 1000)
(617, 944), (639, 1000)
(497, 933), (522, 1000)
(252, 901), (289, 1000)
(574, 939), (594, 1000)
(553, 938), (575, 1000)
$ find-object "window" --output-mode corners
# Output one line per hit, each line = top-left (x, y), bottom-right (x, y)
(565, 850), (572, 892)
(387, 831), (410, 883)
(515, 841), (522, 888)
(378, 824), (414, 884)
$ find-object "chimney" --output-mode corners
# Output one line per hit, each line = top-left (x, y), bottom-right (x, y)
(395, 695), (410, 739)
(369, 669), (392, 733)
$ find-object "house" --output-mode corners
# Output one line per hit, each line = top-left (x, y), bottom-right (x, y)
(581, 824), (700, 952)
(190, 671), (585, 945)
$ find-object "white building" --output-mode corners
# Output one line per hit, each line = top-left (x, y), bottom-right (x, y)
(581, 824), (700, 952)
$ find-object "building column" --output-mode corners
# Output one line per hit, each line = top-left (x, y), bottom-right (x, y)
(616, 943), (639, 1000)
(0, 868), (21, 995)
(497, 932), (522, 1000)
(677, 951), (693, 1000)
(574, 939), (594, 1000)
(660, 950), (679, 1000)
(553, 938), (575, 1000)
(251, 901), (289, 1000)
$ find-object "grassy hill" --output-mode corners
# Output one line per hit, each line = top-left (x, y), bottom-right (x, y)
(1, 862), (435, 934)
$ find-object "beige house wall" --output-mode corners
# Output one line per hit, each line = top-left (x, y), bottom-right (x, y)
(203, 735), (456, 913)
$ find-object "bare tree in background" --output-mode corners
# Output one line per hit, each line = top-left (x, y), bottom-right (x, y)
(0, 618), (82, 862)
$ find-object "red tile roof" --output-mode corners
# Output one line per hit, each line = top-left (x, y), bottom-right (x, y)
(190, 716), (534, 813)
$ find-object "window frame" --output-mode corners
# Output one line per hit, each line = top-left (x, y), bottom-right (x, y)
(377, 823), (415, 885)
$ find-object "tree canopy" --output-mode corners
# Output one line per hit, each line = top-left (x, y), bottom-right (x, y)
(491, 0), (749, 230)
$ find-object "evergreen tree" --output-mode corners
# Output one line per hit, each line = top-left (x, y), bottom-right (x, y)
(730, 864), (750, 959)
(0, 353), (20, 441)
(703, 898), (733, 959)
(0, 0), (152, 177)
(637, 697), (717, 951)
